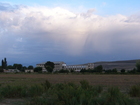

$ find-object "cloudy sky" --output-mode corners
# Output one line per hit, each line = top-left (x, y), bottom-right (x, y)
(0, 0), (140, 66)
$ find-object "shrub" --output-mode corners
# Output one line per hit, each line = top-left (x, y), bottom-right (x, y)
(42, 80), (51, 90)
(59, 69), (69, 73)
(34, 67), (42, 72)
(28, 84), (44, 97)
(121, 69), (126, 73)
(80, 80), (90, 89)
(0, 85), (27, 98)
(102, 87), (137, 105)
(129, 85), (140, 97)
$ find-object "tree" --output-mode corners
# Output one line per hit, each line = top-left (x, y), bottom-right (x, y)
(1, 60), (4, 69)
(13, 64), (23, 70)
(80, 69), (87, 73)
(1, 58), (7, 69)
(136, 61), (140, 72)
(94, 65), (103, 73)
(7, 65), (14, 69)
(28, 65), (34, 69)
(112, 68), (117, 73)
(34, 67), (42, 72)
(44, 61), (55, 73)
(0, 66), (3, 72)
(121, 69), (125, 73)
(23, 66), (27, 70)
(4, 58), (7, 68)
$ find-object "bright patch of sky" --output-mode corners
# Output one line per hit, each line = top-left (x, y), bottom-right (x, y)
(3, 0), (140, 15)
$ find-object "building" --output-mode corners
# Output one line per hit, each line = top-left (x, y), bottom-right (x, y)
(36, 61), (66, 72)
(66, 63), (94, 72)
(25, 69), (34, 73)
(3, 69), (20, 73)
(36, 61), (94, 72)
(53, 61), (66, 71)
(36, 62), (46, 72)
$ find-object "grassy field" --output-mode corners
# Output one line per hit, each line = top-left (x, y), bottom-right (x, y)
(0, 73), (140, 105)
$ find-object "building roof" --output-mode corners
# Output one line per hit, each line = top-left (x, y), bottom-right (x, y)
(36, 61), (65, 65)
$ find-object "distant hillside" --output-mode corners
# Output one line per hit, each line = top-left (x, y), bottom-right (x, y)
(94, 59), (140, 71)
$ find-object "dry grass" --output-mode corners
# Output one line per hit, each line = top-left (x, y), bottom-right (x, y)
(0, 74), (140, 89)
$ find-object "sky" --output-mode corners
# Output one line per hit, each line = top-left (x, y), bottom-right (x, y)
(0, 0), (140, 66)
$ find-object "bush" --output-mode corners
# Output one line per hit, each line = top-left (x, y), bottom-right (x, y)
(0, 85), (27, 98)
(128, 68), (137, 74)
(0, 68), (3, 72)
(59, 69), (69, 73)
(42, 80), (51, 90)
(80, 80), (90, 89)
(34, 67), (42, 72)
(94, 65), (103, 73)
(102, 87), (137, 105)
(0, 80), (139, 105)
(28, 84), (44, 97)
(121, 69), (125, 73)
(105, 69), (118, 74)
(129, 85), (140, 97)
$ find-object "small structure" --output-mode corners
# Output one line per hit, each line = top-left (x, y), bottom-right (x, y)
(25, 69), (34, 73)
(4, 69), (20, 73)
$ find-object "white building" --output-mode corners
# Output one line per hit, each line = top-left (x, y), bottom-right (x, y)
(66, 63), (94, 72)
(36, 61), (66, 72)
(36, 61), (94, 72)
(4, 69), (20, 73)
(25, 69), (34, 73)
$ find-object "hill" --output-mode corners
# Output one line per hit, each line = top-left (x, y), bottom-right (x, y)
(94, 59), (140, 71)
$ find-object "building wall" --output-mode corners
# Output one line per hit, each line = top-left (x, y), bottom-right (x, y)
(25, 69), (34, 73)
(36, 62), (66, 72)
(3, 69), (20, 73)
(66, 63), (94, 72)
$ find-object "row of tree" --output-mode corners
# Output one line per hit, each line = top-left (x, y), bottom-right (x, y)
(1, 58), (7, 69)
(0, 58), (34, 72)
(0, 58), (54, 73)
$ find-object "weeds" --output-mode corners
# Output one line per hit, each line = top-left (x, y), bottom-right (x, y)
(28, 80), (140, 105)
(0, 80), (139, 105)
(129, 85), (140, 97)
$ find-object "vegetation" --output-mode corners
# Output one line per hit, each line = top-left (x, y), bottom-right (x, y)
(28, 65), (34, 69)
(136, 61), (140, 72)
(129, 85), (140, 97)
(44, 61), (55, 73)
(0, 79), (139, 105)
(34, 67), (42, 72)
(121, 69), (125, 73)
(94, 65), (103, 73)
(105, 69), (118, 74)
(0, 66), (3, 72)
(59, 69), (69, 73)
(1, 58), (7, 69)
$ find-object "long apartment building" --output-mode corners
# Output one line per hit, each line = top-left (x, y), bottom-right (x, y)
(36, 61), (66, 72)
(36, 61), (94, 72)
(66, 63), (94, 72)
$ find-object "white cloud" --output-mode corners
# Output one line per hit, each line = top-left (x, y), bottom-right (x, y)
(0, 3), (140, 58)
